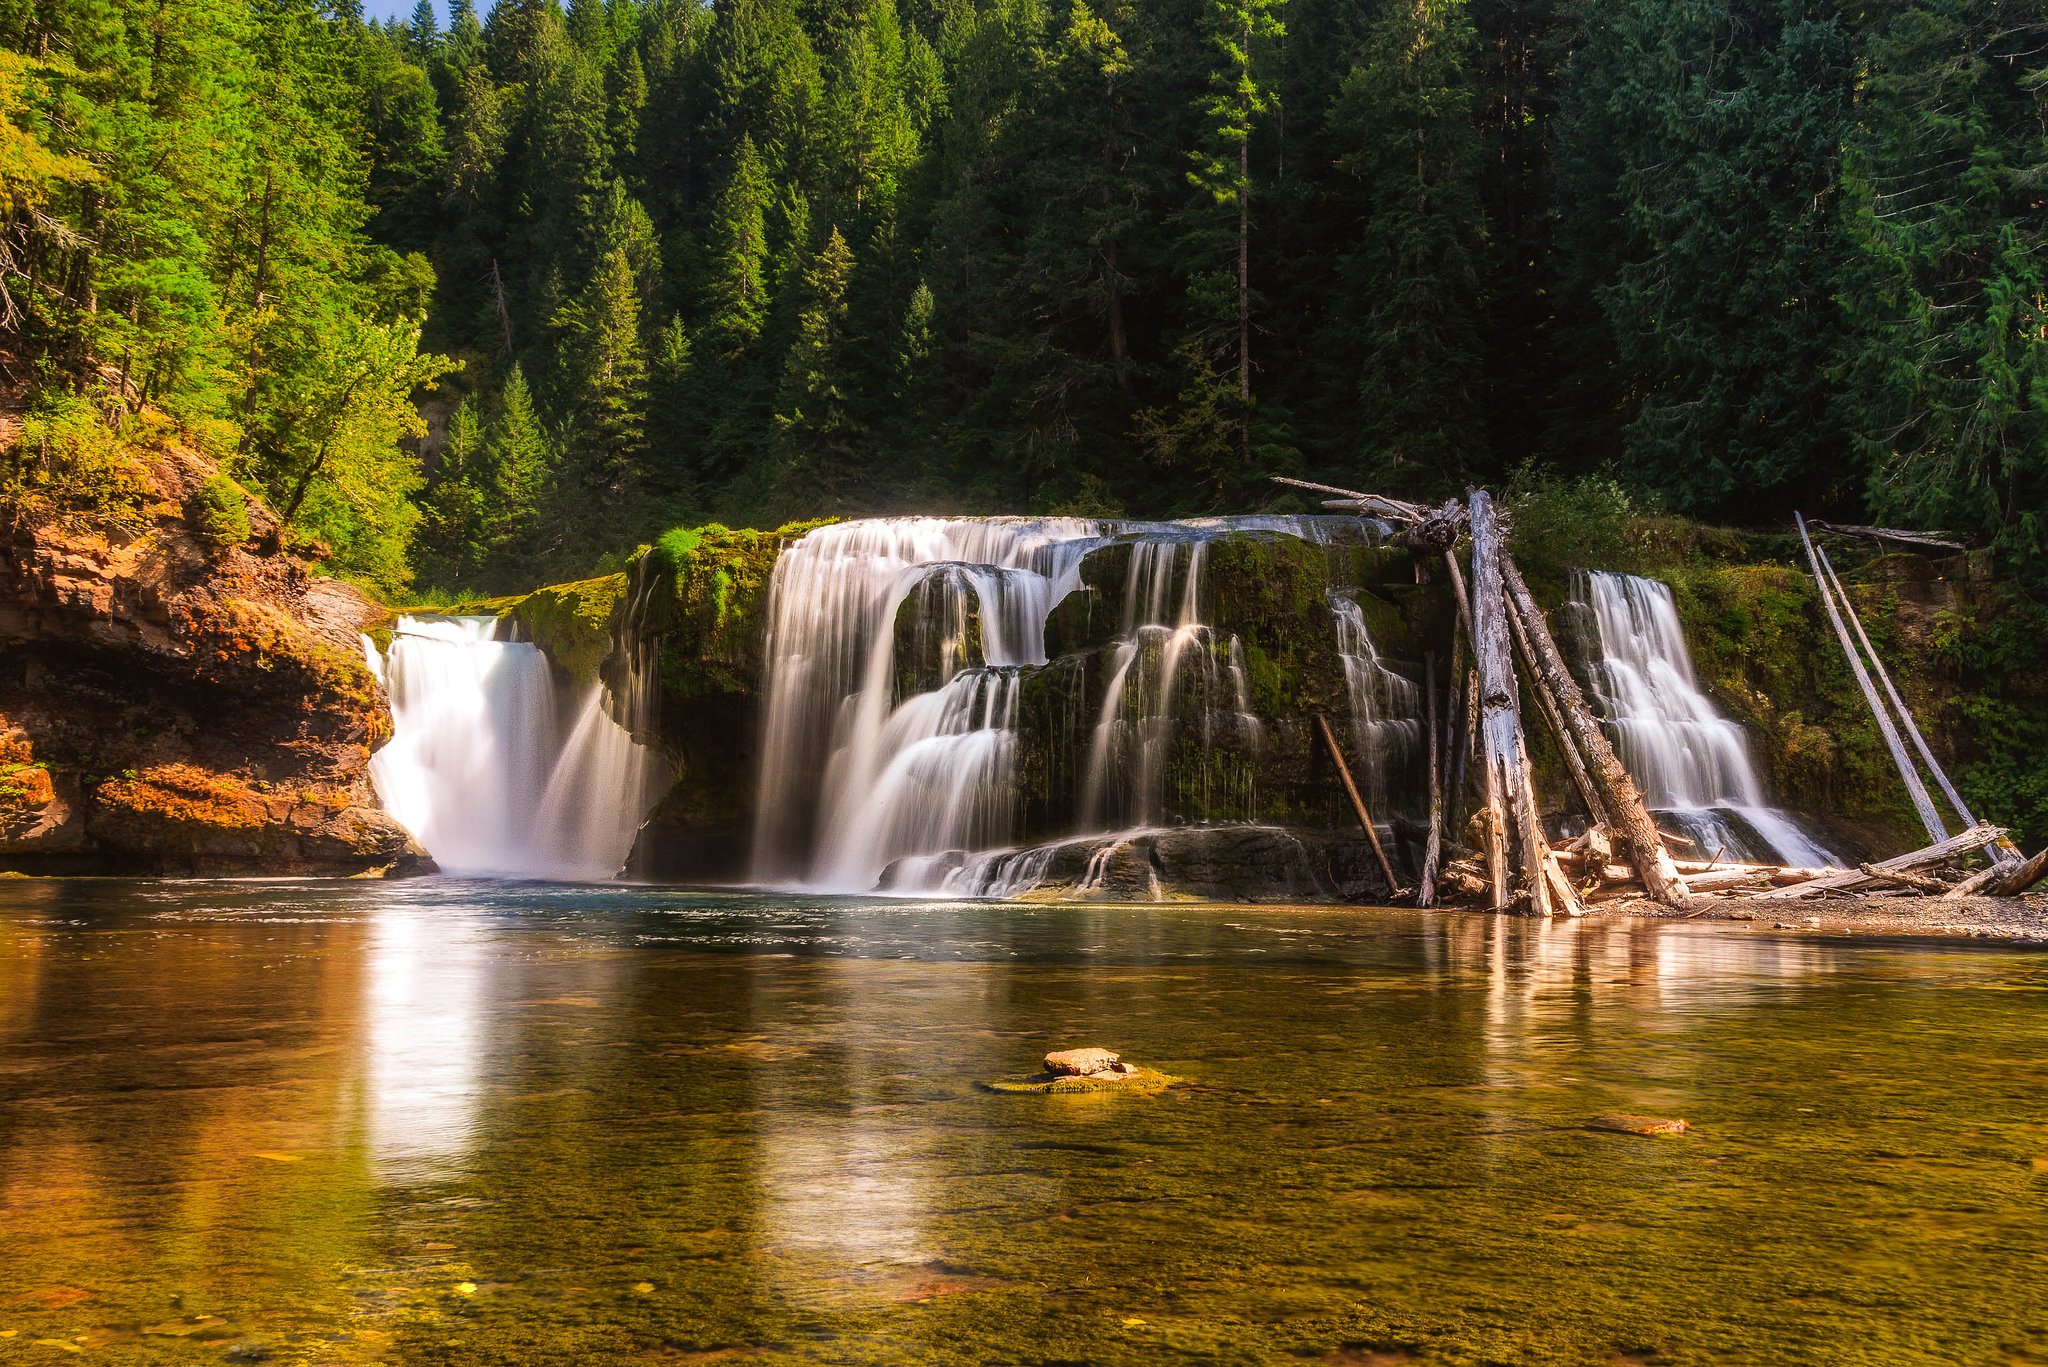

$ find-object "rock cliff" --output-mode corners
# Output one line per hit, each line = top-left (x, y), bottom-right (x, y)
(0, 420), (428, 875)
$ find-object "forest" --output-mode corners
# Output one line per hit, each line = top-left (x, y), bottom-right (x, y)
(0, 0), (2042, 596)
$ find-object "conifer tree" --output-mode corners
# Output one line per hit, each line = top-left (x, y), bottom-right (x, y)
(1840, 0), (2048, 562)
(407, 0), (439, 61)
(557, 245), (650, 507)
(703, 135), (774, 358)
(1184, 0), (1286, 461)
(775, 225), (861, 503)
(487, 362), (557, 579)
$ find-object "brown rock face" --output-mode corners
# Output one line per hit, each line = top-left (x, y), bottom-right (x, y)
(0, 435), (426, 876)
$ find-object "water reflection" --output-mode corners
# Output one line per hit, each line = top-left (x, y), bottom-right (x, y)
(356, 902), (491, 1181)
(0, 883), (2044, 1367)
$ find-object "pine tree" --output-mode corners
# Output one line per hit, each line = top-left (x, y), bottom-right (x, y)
(1840, 0), (2048, 564)
(703, 135), (774, 358)
(1184, 0), (1287, 462)
(556, 245), (650, 510)
(1552, 0), (1861, 514)
(419, 394), (489, 583)
(774, 224), (861, 505)
(486, 363), (558, 580)
(646, 312), (698, 509)
(407, 0), (439, 61)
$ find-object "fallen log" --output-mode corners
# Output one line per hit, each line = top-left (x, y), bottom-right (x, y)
(1812, 539), (2022, 866)
(1944, 846), (2048, 899)
(1496, 548), (1686, 907)
(1807, 521), (1966, 552)
(1507, 599), (1610, 829)
(1856, 862), (1952, 895)
(1316, 713), (1402, 896)
(1754, 824), (2007, 899)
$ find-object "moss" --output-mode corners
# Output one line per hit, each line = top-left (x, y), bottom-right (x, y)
(503, 574), (629, 687)
(94, 764), (267, 832)
(641, 519), (834, 700)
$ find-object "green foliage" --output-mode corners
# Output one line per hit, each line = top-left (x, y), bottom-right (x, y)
(1503, 464), (1641, 582)
(3, 0), (2042, 612)
(187, 474), (252, 555)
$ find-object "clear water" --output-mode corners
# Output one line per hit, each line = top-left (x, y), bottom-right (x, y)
(2, 879), (2045, 1364)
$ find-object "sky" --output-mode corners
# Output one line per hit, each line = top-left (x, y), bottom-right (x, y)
(363, 0), (443, 21)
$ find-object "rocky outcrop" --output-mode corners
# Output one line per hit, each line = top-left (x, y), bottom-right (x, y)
(0, 430), (428, 875)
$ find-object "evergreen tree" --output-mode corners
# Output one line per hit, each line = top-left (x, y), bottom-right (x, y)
(556, 245), (650, 513)
(1840, 0), (2048, 565)
(486, 362), (557, 579)
(1552, 0), (1860, 514)
(407, 0), (439, 61)
(775, 225), (861, 493)
(702, 135), (774, 358)
(1182, 0), (1287, 463)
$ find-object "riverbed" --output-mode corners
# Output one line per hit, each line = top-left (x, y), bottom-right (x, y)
(2, 879), (2045, 1364)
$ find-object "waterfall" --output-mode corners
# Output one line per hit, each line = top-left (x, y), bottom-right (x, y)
(1329, 591), (1422, 809)
(368, 615), (668, 880)
(1567, 572), (1835, 867)
(750, 515), (1416, 895)
(750, 518), (1102, 888)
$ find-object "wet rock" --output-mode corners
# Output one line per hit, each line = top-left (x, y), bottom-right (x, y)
(1045, 1047), (1127, 1076)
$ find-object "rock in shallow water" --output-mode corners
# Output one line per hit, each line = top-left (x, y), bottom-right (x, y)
(1044, 1046), (1126, 1076)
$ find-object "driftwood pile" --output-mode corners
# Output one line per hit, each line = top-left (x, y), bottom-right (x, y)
(1276, 477), (2048, 915)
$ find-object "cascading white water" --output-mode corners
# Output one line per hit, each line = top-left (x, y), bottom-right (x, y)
(1568, 572), (1836, 867)
(751, 515), (1415, 895)
(750, 518), (1103, 889)
(1329, 591), (1422, 808)
(368, 615), (668, 880)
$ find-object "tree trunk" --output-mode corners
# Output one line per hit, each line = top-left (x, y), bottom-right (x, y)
(1468, 491), (1550, 914)
(1419, 651), (1442, 907)
(1494, 531), (1685, 907)
(1235, 28), (1251, 464)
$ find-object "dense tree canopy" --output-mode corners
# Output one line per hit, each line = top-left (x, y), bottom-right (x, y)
(1, 0), (2043, 593)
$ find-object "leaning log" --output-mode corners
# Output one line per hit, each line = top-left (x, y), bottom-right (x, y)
(1468, 491), (1551, 915)
(1796, 513), (1947, 843)
(1754, 824), (2006, 899)
(1495, 549), (1686, 907)
(1316, 713), (1402, 897)
(1507, 598), (1610, 829)
(1812, 539), (2021, 865)
(1419, 651), (1443, 908)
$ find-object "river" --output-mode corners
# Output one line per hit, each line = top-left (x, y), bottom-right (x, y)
(1, 879), (2043, 1364)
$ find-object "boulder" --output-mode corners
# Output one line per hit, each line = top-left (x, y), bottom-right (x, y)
(1044, 1047), (1127, 1076)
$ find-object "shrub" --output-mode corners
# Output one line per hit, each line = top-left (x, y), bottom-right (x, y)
(188, 473), (251, 555)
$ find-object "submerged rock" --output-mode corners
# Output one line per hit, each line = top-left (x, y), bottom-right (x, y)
(985, 1064), (1180, 1096)
(1587, 1113), (1690, 1137)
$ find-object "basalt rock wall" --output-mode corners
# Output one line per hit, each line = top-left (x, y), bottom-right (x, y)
(0, 432), (427, 876)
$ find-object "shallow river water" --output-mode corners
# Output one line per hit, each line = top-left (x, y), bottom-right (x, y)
(2, 879), (2045, 1365)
